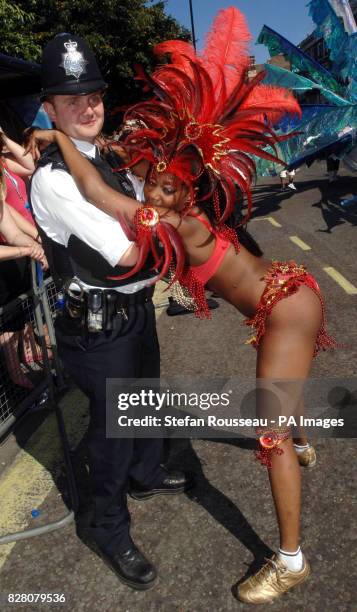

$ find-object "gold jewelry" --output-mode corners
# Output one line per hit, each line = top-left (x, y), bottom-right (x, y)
(156, 160), (167, 173)
(137, 206), (160, 227)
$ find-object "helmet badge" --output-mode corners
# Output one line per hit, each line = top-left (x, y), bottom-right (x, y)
(61, 40), (88, 80)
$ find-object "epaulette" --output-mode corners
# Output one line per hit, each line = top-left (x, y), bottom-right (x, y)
(36, 143), (70, 172)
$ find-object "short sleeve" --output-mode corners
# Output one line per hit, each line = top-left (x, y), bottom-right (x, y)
(31, 165), (133, 266)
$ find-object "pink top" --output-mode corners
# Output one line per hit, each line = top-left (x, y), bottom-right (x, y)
(2, 162), (34, 225)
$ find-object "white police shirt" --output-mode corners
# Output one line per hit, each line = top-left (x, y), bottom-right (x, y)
(31, 138), (153, 293)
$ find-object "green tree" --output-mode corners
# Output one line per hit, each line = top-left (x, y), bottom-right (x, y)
(1, 0), (190, 119)
(0, 0), (40, 58)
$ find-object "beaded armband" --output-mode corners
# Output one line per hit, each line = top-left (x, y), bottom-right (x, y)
(108, 205), (186, 286)
(255, 426), (291, 468)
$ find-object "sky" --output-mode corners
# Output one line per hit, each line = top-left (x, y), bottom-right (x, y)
(163, 0), (316, 64)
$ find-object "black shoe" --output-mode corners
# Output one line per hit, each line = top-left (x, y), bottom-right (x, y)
(206, 298), (220, 310)
(97, 543), (157, 591)
(166, 297), (219, 316)
(129, 470), (194, 501)
(166, 297), (193, 316)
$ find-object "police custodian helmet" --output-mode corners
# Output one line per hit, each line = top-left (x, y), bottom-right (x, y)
(40, 33), (107, 99)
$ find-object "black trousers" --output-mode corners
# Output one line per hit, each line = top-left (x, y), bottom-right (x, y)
(55, 301), (165, 554)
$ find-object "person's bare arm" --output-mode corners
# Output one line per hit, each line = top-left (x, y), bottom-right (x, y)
(3, 158), (33, 178)
(1, 203), (35, 246)
(0, 204), (47, 267)
(25, 129), (143, 222)
(0, 243), (45, 263)
(26, 129), (186, 229)
(0, 130), (35, 174)
(25, 129), (196, 271)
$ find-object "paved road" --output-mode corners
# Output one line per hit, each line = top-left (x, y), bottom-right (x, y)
(0, 163), (356, 612)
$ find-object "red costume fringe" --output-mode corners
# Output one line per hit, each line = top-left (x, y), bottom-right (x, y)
(245, 261), (339, 356)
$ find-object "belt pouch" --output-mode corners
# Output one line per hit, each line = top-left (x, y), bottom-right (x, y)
(87, 289), (104, 332)
(104, 291), (118, 331)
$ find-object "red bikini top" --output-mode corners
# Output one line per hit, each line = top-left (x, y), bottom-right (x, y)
(187, 213), (231, 285)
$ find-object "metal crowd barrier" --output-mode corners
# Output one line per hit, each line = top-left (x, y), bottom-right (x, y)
(0, 260), (78, 544)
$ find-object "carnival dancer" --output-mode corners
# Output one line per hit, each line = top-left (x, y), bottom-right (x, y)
(29, 33), (192, 592)
(26, 9), (338, 604)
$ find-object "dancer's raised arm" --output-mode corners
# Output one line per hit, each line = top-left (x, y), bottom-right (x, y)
(25, 128), (185, 231)
(25, 128), (191, 283)
(25, 128), (144, 223)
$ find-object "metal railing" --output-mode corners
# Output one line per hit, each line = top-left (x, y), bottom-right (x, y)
(0, 260), (78, 544)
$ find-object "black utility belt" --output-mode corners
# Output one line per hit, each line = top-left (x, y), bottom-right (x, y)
(62, 282), (154, 332)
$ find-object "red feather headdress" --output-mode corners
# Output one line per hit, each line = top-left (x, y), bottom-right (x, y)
(110, 7), (301, 313)
(123, 7), (301, 224)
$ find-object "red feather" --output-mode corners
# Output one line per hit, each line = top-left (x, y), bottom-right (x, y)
(154, 65), (196, 114)
(241, 84), (302, 123)
(164, 223), (186, 286)
(202, 7), (252, 98)
(107, 240), (150, 281)
(154, 41), (196, 78)
(155, 225), (173, 282)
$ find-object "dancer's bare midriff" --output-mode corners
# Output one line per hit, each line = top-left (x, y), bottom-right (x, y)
(206, 244), (271, 318)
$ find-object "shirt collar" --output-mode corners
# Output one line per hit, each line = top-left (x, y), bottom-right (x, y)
(70, 138), (97, 159)
(126, 169), (144, 183)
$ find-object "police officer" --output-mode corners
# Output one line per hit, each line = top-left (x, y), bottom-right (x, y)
(30, 33), (192, 591)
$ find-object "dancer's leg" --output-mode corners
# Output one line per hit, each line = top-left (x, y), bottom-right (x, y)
(238, 286), (321, 603)
(256, 285), (321, 551)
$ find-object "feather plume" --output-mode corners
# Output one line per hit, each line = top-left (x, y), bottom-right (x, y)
(241, 84), (302, 123)
(154, 40), (195, 63)
(202, 7), (252, 98)
(154, 40), (196, 79)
